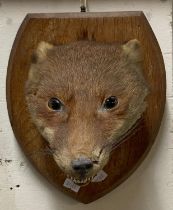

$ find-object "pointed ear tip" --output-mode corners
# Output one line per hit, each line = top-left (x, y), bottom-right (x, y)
(129, 39), (140, 43)
(122, 39), (143, 62)
(125, 39), (141, 49)
(37, 41), (54, 51)
(31, 41), (54, 63)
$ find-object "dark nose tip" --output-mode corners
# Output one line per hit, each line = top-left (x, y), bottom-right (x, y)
(72, 157), (93, 175)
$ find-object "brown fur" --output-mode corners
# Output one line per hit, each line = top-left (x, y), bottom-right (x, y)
(25, 40), (149, 179)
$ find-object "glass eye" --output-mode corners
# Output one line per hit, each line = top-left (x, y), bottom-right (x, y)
(103, 96), (118, 110)
(48, 98), (62, 111)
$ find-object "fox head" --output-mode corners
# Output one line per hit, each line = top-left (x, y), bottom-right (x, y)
(25, 40), (149, 185)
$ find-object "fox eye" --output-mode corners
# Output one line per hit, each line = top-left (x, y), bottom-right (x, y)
(48, 98), (62, 111)
(103, 96), (118, 110)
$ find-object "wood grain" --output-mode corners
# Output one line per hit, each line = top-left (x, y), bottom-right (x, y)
(6, 12), (166, 203)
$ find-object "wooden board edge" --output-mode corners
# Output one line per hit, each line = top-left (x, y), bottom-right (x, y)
(25, 11), (144, 19)
(6, 14), (30, 124)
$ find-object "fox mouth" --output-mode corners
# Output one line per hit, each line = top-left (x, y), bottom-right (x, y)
(67, 175), (95, 185)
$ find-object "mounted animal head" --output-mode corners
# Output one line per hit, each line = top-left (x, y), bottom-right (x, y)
(25, 40), (149, 185)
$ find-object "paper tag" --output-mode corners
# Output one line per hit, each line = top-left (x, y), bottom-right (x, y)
(91, 170), (108, 182)
(63, 178), (80, 193)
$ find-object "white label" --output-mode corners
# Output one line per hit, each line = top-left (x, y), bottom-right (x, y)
(63, 178), (80, 193)
(91, 170), (108, 182)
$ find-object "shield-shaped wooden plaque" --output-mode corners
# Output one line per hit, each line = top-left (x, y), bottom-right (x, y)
(6, 12), (166, 203)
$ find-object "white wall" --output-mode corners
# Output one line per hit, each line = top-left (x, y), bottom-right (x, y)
(0, 0), (172, 209)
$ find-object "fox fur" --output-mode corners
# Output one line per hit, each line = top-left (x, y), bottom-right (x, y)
(25, 40), (149, 181)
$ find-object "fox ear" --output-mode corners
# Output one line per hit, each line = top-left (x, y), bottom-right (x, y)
(122, 39), (143, 63)
(31, 41), (54, 63)
(27, 42), (54, 89)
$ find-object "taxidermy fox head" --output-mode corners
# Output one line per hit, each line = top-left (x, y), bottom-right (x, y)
(25, 40), (149, 185)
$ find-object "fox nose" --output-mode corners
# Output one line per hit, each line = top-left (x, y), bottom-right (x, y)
(72, 157), (93, 176)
